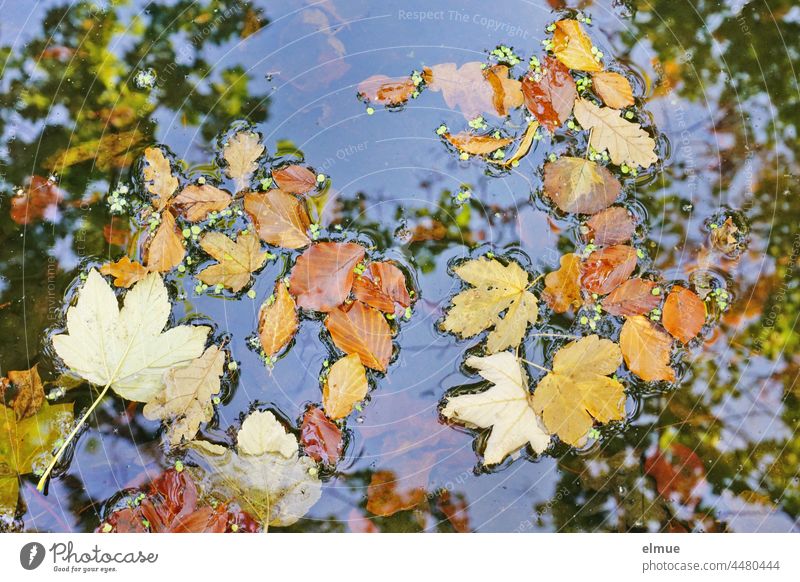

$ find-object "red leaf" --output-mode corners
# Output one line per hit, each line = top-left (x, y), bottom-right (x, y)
(366, 470), (427, 517)
(289, 242), (366, 312)
(521, 56), (577, 132)
(645, 442), (705, 507)
(580, 245), (637, 295)
(662, 285), (706, 343)
(300, 406), (343, 464)
(601, 278), (660, 316)
(352, 261), (411, 314)
(325, 301), (392, 371)
(585, 206), (636, 246)
(10, 176), (63, 225)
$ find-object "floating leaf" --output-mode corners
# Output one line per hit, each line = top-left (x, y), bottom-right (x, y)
(585, 206), (636, 245)
(351, 261), (412, 315)
(619, 315), (675, 382)
(300, 406), (343, 464)
(258, 282), (299, 358)
(1, 400), (73, 515)
(244, 189), (311, 249)
(521, 56), (577, 131)
(442, 257), (538, 353)
(601, 278), (660, 316)
(443, 131), (514, 156)
(323, 353), (369, 419)
(592, 71), (635, 108)
(100, 256), (150, 289)
(10, 176), (63, 225)
(142, 346), (225, 445)
(422, 61), (518, 119)
(581, 245), (637, 295)
(172, 184), (232, 222)
(358, 74), (416, 106)
(187, 410), (321, 527)
(272, 165), (317, 195)
(197, 231), (268, 292)
(142, 147), (179, 211)
(441, 352), (550, 465)
(52, 270), (210, 402)
(531, 335), (625, 446)
(551, 19), (602, 72)
(662, 286), (705, 343)
(543, 156), (621, 214)
(484, 64), (524, 116)
(543, 253), (582, 313)
(144, 210), (186, 272)
(491, 121), (540, 167)
(573, 98), (658, 168)
(325, 302), (392, 372)
(710, 217), (741, 255)
(0, 365), (44, 420)
(289, 242), (366, 312)
(223, 131), (264, 191)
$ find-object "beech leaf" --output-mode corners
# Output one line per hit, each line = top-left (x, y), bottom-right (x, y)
(144, 210), (185, 273)
(619, 315), (675, 382)
(325, 301), (392, 372)
(323, 353), (369, 419)
(172, 184), (232, 222)
(585, 206), (636, 245)
(441, 257), (538, 354)
(543, 156), (621, 214)
(443, 131), (514, 156)
(581, 245), (637, 295)
(288, 242), (366, 312)
(601, 278), (660, 316)
(258, 281), (299, 359)
(441, 351), (550, 465)
(592, 71), (635, 109)
(351, 261), (412, 315)
(552, 19), (602, 72)
(244, 189), (311, 249)
(197, 231), (268, 292)
(358, 75), (416, 106)
(522, 56), (577, 131)
(300, 406), (343, 464)
(662, 285), (706, 343)
(272, 165), (317, 195)
(531, 335), (625, 446)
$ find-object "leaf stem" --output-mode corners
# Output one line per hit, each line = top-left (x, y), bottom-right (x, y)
(520, 358), (552, 373)
(36, 381), (112, 492)
(585, 128), (594, 159)
(529, 332), (580, 340)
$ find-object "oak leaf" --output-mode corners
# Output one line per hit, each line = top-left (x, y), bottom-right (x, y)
(662, 286), (705, 343)
(581, 245), (637, 295)
(552, 19), (602, 72)
(592, 71), (635, 108)
(323, 353), (369, 419)
(288, 242), (366, 312)
(619, 315), (675, 382)
(442, 257), (538, 353)
(573, 98), (658, 168)
(142, 346), (225, 445)
(531, 335), (625, 446)
(325, 302), (392, 372)
(272, 164), (317, 195)
(197, 231), (268, 292)
(100, 256), (150, 289)
(543, 156), (621, 214)
(244, 189), (311, 249)
(222, 131), (265, 191)
(521, 56), (577, 131)
(441, 352), (550, 465)
(543, 253), (582, 313)
(52, 270), (210, 402)
(258, 282), (299, 358)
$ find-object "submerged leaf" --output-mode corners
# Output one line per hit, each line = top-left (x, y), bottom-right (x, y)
(573, 98), (658, 168)
(258, 282), (299, 359)
(619, 315), (675, 382)
(197, 231), (268, 292)
(552, 19), (602, 72)
(52, 270), (209, 402)
(531, 335), (625, 446)
(244, 189), (311, 249)
(325, 301), (392, 372)
(662, 286), (705, 343)
(441, 352), (550, 465)
(0, 365), (45, 420)
(9, 176), (63, 225)
(484, 64), (524, 116)
(323, 353), (369, 419)
(423, 61), (518, 119)
(543, 253), (582, 313)
(289, 242), (366, 312)
(100, 256), (150, 289)
(358, 74), (416, 106)
(442, 257), (538, 353)
(543, 156), (621, 214)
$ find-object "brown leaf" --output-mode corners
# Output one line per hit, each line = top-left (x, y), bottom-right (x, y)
(323, 353), (369, 419)
(521, 56), (577, 132)
(144, 210), (185, 272)
(543, 253), (582, 313)
(619, 315), (675, 382)
(601, 278), (660, 316)
(44, 129), (145, 172)
(645, 442), (706, 507)
(289, 242), (366, 312)
(103, 219), (130, 247)
(710, 217), (741, 255)
(366, 470), (427, 517)
(484, 64), (524, 116)
(10, 176), (63, 225)
(197, 231), (268, 292)
(592, 71), (635, 108)
(99, 256), (151, 289)
(543, 157), (621, 214)
(585, 206), (636, 245)
(272, 165), (317, 195)
(172, 184), (232, 222)
(662, 286), (705, 343)
(325, 301), (392, 372)
(300, 406), (343, 464)
(142, 147), (179, 211)
(244, 189), (311, 249)
(552, 19), (602, 72)
(0, 365), (44, 420)
(581, 245), (637, 295)
(351, 262), (411, 314)
(222, 131), (264, 191)
(258, 282), (299, 358)
(443, 132), (514, 156)
(422, 61), (514, 119)
(358, 75), (416, 106)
